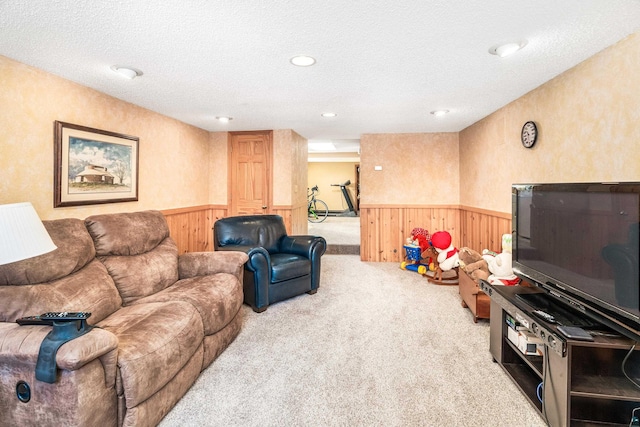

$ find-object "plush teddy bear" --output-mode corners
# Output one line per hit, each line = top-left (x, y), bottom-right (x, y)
(458, 247), (489, 282)
(430, 231), (460, 271)
(483, 250), (520, 286)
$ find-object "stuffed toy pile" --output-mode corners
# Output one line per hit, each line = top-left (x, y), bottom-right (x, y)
(458, 233), (520, 286)
(458, 247), (489, 282)
(430, 230), (460, 271)
(483, 249), (520, 286)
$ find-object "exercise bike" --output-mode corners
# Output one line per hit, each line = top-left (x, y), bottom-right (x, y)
(330, 180), (357, 217)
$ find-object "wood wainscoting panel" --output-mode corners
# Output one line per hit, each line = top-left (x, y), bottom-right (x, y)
(162, 204), (510, 259)
(272, 206), (292, 233)
(459, 206), (511, 253)
(162, 205), (227, 254)
(360, 205), (460, 262)
(360, 205), (510, 262)
(271, 203), (307, 235)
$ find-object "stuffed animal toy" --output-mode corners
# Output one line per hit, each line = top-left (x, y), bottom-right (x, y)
(409, 228), (431, 252)
(458, 247), (489, 282)
(483, 250), (520, 286)
(430, 231), (460, 271)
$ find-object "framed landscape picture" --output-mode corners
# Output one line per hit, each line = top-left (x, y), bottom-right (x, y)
(54, 121), (139, 207)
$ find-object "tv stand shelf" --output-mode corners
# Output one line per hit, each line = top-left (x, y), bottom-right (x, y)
(482, 282), (640, 426)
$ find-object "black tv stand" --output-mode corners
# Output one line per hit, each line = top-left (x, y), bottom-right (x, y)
(481, 281), (640, 426)
(515, 292), (598, 329)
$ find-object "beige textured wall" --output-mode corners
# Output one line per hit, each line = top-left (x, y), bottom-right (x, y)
(308, 162), (358, 210)
(209, 131), (228, 204)
(290, 130), (308, 209)
(459, 32), (640, 213)
(0, 55), (211, 219)
(272, 129), (307, 207)
(360, 133), (459, 205)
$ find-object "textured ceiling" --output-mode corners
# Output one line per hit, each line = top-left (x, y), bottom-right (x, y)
(1, 1), (639, 144)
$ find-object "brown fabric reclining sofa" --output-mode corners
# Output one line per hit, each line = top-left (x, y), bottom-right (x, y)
(0, 210), (248, 427)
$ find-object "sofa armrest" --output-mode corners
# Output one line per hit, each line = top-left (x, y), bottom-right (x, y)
(0, 322), (119, 382)
(178, 251), (249, 279)
(216, 245), (271, 273)
(280, 235), (327, 259)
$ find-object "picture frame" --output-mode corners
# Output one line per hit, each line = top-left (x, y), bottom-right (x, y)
(54, 121), (139, 207)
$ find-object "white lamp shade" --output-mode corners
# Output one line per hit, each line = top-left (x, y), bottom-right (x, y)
(0, 202), (57, 265)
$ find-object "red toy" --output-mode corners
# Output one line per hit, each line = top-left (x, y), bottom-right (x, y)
(401, 227), (432, 275)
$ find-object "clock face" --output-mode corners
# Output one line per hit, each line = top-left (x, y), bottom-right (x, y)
(521, 121), (537, 148)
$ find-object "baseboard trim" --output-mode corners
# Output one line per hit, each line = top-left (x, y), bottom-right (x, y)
(325, 244), (360, 255)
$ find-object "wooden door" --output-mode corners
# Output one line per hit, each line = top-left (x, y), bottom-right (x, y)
(229, 131), (272, 216)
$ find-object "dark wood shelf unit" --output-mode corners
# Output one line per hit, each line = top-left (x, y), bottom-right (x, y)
(503, 338), (543, 375)
(502, 362), (543, 411)
(486, 284), (640, 427)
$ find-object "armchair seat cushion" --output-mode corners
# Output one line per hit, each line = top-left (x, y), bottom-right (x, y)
(270, 253), (311, 283)
(97, 301), (203, 408)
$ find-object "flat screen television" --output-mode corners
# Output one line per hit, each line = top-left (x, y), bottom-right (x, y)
(512, 182), (640, 340)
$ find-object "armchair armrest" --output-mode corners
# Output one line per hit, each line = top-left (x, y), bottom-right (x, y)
(280, 235), (327, 259)
(0, 322), (119, 383)
(179, 251), (249, 280)
(217, 246), (271, 311)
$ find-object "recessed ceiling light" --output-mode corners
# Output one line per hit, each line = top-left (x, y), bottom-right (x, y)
(489, 41), (528, 57)
(110, 65), (143, 79)
(430, 110), (449, 116)
(321, 112), (337, 118)
(215, 116), (233, 123)
(290, 55), (316, 67)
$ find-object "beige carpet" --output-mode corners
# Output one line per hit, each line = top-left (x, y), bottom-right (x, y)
(159, 255), (546, 427)
(308, 216), (360, 254)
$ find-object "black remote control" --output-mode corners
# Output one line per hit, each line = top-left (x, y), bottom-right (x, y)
(532, 309), (557, 323)
(16, 312), (91, 326)
(16, 315), (52, 326)
(40, 312), (91, 321)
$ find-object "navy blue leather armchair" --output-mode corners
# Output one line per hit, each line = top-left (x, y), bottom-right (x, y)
(213, 215), (327, 312)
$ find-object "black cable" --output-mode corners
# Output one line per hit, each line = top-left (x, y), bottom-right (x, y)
(542, 344), (550, 425)
(630, 407), (640, 427)
(621, 343), (640, 426)
(622, 342), (640, 389)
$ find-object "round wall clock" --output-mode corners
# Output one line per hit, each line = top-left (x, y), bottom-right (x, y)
(521, 121), (538, 148)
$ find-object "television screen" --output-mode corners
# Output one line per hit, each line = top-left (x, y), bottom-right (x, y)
(513, 183), (640, 334)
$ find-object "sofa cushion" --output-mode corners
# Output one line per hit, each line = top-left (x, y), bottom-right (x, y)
(270, 253), (311, 283)
(85, 211), (179, 305)
(0, 218), (96, 285)
(97, 301), (203, 408)
(85, 210), (170, 256)
(133, 273), (243, 335)
(0, 218), (122, 323)
(98, 239), (179, 305)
